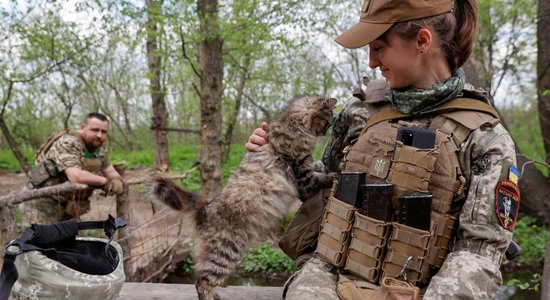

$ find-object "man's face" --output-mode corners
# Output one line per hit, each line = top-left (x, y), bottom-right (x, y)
(80, 117), (109, 149)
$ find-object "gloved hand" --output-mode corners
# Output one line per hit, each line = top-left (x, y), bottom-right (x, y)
(103, 176), (125, 195)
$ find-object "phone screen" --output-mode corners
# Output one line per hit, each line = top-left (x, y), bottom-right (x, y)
(397, 126), (435, 149)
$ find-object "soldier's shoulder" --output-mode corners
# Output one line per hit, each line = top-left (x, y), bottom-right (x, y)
(51, 132), (82, 149)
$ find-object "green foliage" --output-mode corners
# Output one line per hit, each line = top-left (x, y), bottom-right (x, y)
(239, 243), (296, 276)
(0, 148), (33, 171)
(507, 273), (541, 292)
(512, 216), (548, 264)
(501, 106), (548, 176)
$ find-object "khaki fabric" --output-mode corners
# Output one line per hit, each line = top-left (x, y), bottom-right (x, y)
(337, 275), (419, 300)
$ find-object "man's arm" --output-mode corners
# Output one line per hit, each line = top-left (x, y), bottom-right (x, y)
(65, 167), (108, 186)
(102, 164), (122, 180)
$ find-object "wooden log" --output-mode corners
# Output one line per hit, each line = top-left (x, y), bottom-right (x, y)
(0, 204), (17, 261)
(0, 182), (89, 206)
(118, 283), (283, 300)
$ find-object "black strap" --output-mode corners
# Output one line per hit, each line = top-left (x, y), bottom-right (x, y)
(0, 214), (126, 300)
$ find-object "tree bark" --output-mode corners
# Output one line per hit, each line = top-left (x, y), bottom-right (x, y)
(197, 0), (224, 199)
(0, 115), (31, 176)
(222, 56), (250, 164)
(146, 0), (170, 172)
(537, 0), (550, 296)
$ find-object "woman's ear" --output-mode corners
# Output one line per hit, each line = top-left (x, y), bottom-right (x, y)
(417, 28), (432, 53)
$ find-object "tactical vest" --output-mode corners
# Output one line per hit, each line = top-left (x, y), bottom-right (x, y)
(315, 98), (500, 287)
(29, 131), (105, 216)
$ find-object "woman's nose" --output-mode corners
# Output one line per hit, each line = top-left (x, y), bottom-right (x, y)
(369, 50), (379, 69)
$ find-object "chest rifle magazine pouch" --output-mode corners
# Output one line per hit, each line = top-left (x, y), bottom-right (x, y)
(315, 182), (356, 268)
(381, 222), (431, 286)
(388, 143), (437, 209)
(344, 212), (391, 284)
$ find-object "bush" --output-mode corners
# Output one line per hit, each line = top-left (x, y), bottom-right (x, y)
(239, 243), (296, 276)
(513, 215), (548, 264)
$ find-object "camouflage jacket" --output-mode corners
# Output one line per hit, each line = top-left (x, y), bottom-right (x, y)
(39, 132), (111, 187)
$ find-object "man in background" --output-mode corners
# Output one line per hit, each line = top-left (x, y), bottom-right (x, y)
(22, 112), (125, 225)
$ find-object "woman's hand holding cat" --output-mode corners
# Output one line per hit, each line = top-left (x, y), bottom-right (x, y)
(245, 122), (269, 152)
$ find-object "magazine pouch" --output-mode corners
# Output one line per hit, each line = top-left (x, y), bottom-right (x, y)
(344, 212), (391, 283)
(381, 222), (431, 286)
(315, 183), (356, 268)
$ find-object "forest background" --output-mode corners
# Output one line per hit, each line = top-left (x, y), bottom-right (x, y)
(0, 0), (549, 297)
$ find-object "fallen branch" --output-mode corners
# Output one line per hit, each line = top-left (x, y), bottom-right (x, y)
(0, 182), (89, 206)
(0, 166), (199, 207)
(126, 166), (198, 185)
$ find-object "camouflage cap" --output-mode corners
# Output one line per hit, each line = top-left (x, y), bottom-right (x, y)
(335, 0), (454, 49)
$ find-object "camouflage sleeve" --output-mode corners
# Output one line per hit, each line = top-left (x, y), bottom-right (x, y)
(46, 134), (84, 172)
(321, 96), (368, 173)
(424, 123), (517, 299)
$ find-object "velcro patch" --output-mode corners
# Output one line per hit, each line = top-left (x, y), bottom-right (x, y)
(495, 179), (520, 229)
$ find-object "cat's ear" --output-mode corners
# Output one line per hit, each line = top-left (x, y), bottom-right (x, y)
(322, 98), (337, 109)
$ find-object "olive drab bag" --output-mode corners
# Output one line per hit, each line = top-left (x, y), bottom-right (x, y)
(27, 130), (72, 188)
(0, 215), (126, 300)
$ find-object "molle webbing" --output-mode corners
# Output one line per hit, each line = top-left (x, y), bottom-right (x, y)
(344, 213), (390, 283)
(381, 223), (431, 286)
(315, 183), (356, 268)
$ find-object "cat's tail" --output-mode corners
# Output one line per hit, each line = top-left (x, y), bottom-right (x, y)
(150, 177), (208, 213)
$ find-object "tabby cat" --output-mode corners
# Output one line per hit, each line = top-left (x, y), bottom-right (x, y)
(151, 95), (337, 300)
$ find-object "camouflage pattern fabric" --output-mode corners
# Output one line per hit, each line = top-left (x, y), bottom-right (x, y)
(423, 122), (516, 299)
(283, 257), (340, 300)
(11, 237), (125, 300)
(322, 96), (369, 173)
(388, 69), (465, 114)
(20, 196), (66, 226)
(23, 133), (111, 225)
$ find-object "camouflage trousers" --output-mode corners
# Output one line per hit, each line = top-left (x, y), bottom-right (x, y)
(21, 194), (91, 226)
(283, 257), (340, 300)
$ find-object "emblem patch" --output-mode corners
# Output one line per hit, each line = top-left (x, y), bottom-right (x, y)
(369, 157), (390, 179)
(495, 179), (520, 229)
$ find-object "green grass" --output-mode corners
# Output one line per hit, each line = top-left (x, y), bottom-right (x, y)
(513, 215), (549, 264)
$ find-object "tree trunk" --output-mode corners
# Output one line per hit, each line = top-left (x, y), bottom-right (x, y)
(0, 204), (17, 261)
(146, 0), (170, 172)
(537, 0), (550, 295)
(197, 0), (224, 199)
(222, 56), (250, 164)
(0, 115), (31, 176)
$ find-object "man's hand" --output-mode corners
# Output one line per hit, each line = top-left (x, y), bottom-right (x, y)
(103, 176), (125, 195)
(244, 122), (269, 152)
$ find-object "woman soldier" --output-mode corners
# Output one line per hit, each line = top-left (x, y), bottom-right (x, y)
(246, 0), (519, 299)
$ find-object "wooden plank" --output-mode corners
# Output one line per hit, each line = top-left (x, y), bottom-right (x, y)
(118, 283), (284, 300)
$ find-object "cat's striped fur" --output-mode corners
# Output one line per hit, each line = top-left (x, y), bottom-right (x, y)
(151, 96), (337, 300)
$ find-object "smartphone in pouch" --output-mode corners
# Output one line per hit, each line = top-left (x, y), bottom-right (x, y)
(396, 126), (436, 149)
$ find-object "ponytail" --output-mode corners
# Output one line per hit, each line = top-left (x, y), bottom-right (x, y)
(453, 0), (478, 69)
(388, 0), (478, 70)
